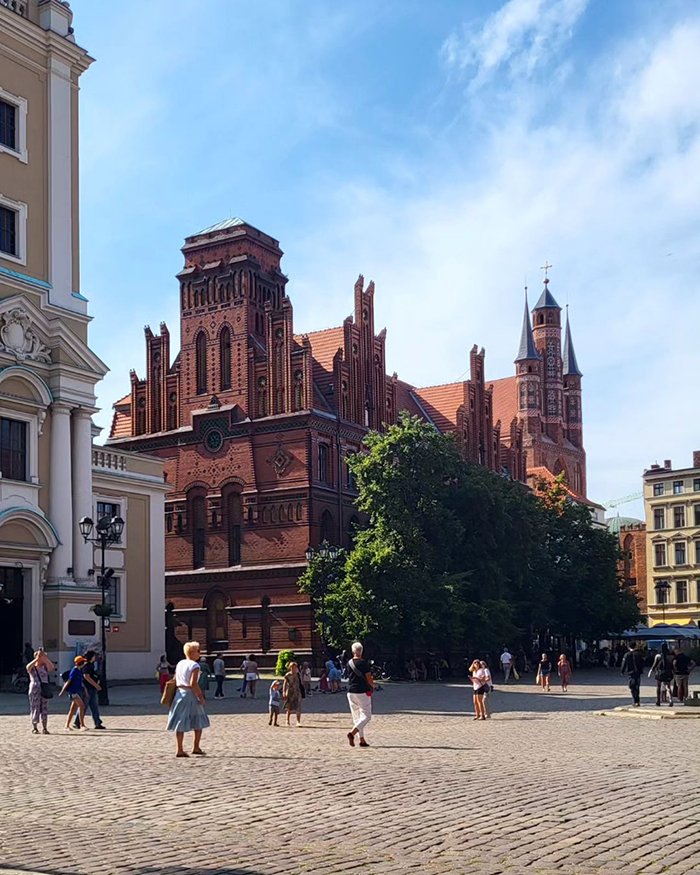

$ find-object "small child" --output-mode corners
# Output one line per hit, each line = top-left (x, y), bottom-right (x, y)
(319, 669), (329, 694)
(268, 679), (281, 726)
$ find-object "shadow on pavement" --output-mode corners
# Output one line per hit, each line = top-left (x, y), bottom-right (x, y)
(2, 867), (270, 875)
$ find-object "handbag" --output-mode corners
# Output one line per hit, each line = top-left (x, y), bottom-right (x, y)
(512, 667), (520, 681)
(161, 677), (177, 708)
(34, 669), (54, 699)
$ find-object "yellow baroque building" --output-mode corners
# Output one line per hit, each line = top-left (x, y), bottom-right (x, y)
(0, 1), (167, 680)
(644, 452), (700, 628)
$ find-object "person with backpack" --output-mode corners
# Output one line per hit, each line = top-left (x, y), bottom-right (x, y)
(345, 641), (374, 747)
(620, 643), (645, 707)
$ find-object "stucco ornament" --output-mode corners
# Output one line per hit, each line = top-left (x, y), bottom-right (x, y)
(0, 309), (51, 363)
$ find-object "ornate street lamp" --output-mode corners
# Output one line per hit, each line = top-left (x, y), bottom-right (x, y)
(654, 580), (671, 625)
(79, 515), (124, 705)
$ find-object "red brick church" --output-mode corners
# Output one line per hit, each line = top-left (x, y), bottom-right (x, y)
(107, 218), (586, 662)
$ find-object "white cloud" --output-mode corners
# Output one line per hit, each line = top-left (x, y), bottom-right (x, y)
(442, 0), (588, 85)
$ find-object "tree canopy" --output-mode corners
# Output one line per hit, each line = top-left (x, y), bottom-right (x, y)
(298, 412), (640, 657)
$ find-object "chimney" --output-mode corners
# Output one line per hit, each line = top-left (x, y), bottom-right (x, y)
(664, 460), (672, 469)
(693, 451), (700, 468)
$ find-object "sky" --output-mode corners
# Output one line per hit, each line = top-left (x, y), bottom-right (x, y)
(73, 0), (700, 521)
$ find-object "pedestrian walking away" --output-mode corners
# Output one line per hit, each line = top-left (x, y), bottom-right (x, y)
(198, 656), (212, 699)
(283, 661), (304, 726)
(167, 641), (210, 757)
(620, 643), (645, 706)
(479, 660), (493, 718)
(649, 643), (674, 707)
(557, 654), (572, 692)
(500, 648), (513, 683)
(26, 648), (54, 734)
(269, 679), (282, 726)
(242, 654), (259, 698)
(73, 650), (105, 729)
(59, 655), (89, 730)
(536, 654), (551, 692)
(345, 641), (373, 747)
(213, 653), (226, 699)
(672, 647), (696, 703)
(156, 654), (170, 695)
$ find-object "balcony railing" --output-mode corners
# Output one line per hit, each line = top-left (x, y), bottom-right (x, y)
(92, 449), (128, 472)
(1, 0), (27, 17)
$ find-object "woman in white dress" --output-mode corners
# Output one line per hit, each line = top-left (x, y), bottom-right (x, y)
(242, 653), (260, 699)
(167, 641), (210, 758)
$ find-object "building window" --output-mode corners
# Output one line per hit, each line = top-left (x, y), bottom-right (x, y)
(653, 483), (664, 496)
(0, 99), (16, 150)
(0, 206), (17, 257)
(318, 444), (329, 484)
(192, 494), (207, 568)
(673, 480), (684, 494)
(694, 505), (700, 527)
(103, 575), (122, 617)
(346, 463), (355, 490)
(220, 327), (232, 391)
(319, 510), (333, 543)
(656, 581), (669, 604)
(694, 478), (700, 492)
(653, 508), (665, 530)
(654, 544), (666, 567)
(696, 540), (700, 564)
(96, 501), (122, 543)
(195, 332), (207, 395)
(676, 580), (688, 604)
(675, 542), (687, 565)
(673, 506), (685, 528)
(227, 491), (241, 566)
(0, 89), (27, 162)
(0, 417), (27, 481)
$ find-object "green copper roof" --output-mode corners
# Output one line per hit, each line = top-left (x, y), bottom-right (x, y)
(193, 218), (246, 236)
(606, 515), (644, 534)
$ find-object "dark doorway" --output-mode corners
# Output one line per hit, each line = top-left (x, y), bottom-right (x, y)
(0, 567), (24, 675)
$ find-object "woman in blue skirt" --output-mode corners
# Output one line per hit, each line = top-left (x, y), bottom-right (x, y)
(167, 641), (210, 757)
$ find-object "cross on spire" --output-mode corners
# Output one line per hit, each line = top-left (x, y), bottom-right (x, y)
(541, 261), (553, 282)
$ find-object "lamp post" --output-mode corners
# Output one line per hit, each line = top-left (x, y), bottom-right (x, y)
(305, 540), (341, 654)
(654, 580), (671, 625)
(79, 515), (124, 705)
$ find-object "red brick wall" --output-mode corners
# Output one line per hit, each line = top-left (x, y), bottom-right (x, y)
(617, 525), (647, 613)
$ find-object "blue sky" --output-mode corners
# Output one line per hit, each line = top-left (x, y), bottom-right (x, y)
(74, 0), (700, 519)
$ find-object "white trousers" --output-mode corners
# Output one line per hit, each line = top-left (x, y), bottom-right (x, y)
(347, 692), (372, 736)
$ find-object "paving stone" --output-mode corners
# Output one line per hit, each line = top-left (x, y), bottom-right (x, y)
(0, 672), (698, 874)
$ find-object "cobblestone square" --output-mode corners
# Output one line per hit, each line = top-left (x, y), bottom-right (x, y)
(1, 672), (699, 875)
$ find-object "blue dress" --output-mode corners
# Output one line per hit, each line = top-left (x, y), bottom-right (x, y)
(167, 661), (210, 733)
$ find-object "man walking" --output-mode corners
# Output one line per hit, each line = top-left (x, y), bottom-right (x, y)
(500, 647), (513, 683)
(620, 643), (645, 707)
(672, 647), (696, 703)
(345, 641), (373, 748)
(74, 650), (105, 729)
(213, 653), (226, 699)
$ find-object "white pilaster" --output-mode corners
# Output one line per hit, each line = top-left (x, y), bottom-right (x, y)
(46, 55), (77, 311)
(71, 407), (93, 582)
(47, 402), (73, 582)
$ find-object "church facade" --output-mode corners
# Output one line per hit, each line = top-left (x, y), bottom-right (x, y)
(107, 219), (585, 663)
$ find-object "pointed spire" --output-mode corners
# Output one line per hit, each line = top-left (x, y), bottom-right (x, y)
(563, 306), (582, 376)
(515, 287), (540, 363)
(533, 277), (561, 311)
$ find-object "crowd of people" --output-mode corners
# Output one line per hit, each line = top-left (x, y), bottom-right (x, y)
(19, 638), (697, 742)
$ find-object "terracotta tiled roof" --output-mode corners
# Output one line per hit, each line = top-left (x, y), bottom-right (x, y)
(413, 382), (466, 433)
(110, 407), (132, 439)
(490, 376), (517, 434)
(114, 393), (131, 407)
(526, 465), (596, 505)
(296, 327), (344, 399)
(393, 379), (424, 420)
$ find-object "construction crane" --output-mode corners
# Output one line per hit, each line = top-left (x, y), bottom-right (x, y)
(603, 491), (644, 509)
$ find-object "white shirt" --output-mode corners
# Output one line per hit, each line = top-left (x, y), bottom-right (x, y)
(472, 668), (488, 691)
(213, 658), (225, 677)
(500, 651), (512, 666)
(175, 658), (200, 687)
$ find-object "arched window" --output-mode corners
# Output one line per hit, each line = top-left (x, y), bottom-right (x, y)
(226, 490), (242, 565)
(220, 327), (232, 391)
(622, 534), (633, 581)
(318, 444), (329, 484)
(320, 510), (333, 543)
(205, 590), (227, 647)
(553, 459), (568, 483)
(288, 503), (294, 521)
(278, 505), (285, 522)
(191, 493), (207, 568)
(196, 332), (208, 395)
(296, 503), (303, 521)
